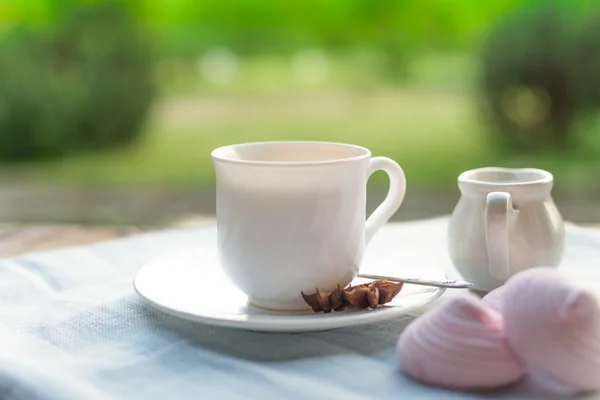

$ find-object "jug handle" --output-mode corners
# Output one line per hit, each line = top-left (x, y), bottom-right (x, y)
(485, 192), (513, 281)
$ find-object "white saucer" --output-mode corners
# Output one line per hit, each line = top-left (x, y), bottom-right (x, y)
(133, 247), (447, 333)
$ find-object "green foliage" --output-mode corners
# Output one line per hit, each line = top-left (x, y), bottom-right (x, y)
(0, 1), (155, 161)
(571, 11), (600, 113)
(1, 0), (528, 78)
(480, 4), (600, 151)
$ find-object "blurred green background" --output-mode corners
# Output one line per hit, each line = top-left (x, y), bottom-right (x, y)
(1, 0), (600, 225)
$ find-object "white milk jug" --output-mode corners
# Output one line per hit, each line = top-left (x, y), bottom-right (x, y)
(448, 167), (565, 292)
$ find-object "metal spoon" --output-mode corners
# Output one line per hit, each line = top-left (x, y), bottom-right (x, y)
(357, 273), (472, 289)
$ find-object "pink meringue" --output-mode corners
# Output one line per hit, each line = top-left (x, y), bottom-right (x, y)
(481, 285), (504, 313)
(500, 267), (600, 394)
(397, 293), (525, 389)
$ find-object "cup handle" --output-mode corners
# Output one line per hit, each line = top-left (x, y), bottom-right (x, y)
(365, 157), (407, 245)
(485, 191), (513, 281)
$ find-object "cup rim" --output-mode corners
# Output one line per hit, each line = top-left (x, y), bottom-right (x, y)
(210, 140), (372, 167)
(458, 167), (553, 187)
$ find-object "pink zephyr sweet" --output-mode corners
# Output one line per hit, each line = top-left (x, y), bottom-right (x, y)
(398, 267), (600, 395)
(396, 292), (525, 390)
(499, 267), (600, 394)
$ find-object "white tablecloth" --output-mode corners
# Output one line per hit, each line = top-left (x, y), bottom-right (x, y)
(1, 217), (599, 400)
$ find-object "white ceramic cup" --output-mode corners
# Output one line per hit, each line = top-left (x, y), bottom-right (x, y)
(210, 141), (406, 311)
(447, 167), (565, 292)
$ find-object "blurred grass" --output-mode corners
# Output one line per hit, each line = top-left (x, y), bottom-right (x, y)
(1, 86), (496, 189)
(2, 52), (599, 193)
(157, 52), (477, 96)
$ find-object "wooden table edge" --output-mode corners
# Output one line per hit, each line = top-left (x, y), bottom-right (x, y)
(0, 218), (596, 260)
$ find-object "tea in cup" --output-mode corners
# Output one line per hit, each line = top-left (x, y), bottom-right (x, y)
(448, 167), (565, 292)
(211, 141), (406, 311)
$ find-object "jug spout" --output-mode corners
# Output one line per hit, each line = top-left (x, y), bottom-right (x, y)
(486, 191), (519, 281)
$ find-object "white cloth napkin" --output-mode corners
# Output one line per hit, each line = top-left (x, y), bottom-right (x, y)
(1, 216), (599, 400)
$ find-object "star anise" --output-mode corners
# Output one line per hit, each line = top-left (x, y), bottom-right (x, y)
(301, 279), (404, 313)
